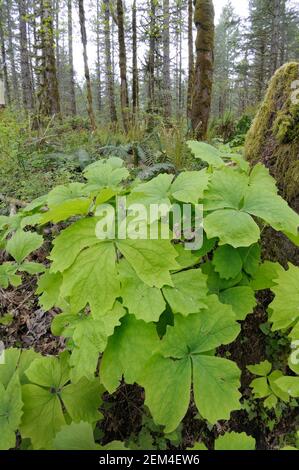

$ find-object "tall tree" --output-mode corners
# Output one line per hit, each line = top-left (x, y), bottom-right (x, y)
(103, 0), (117, 123)
(37, 0), (61, 118)
(147, 0), (156, 115)
(187, 0), (194, 121)
(78, 0), (96, 129)
(6, 0), (20, 104)
(162, 0), (171, 119)
(191, 0), (215, 139)
(0, 2), (10, 105)
(117, 0), (130, 132)
(67, 0), (76, 115)
(18, 0), (35, 112)
(95, 0), (102, 113)
(132, 0), (138, 117)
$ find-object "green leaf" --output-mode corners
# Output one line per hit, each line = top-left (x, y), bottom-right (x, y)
(202, 261), (242, 293)
(170, 170), (210, 204)
(268, 263), (299, 331)
(36, 270), (63, 311)
(219, 286), (256, 320)
(205, 209), (260, 248)
(25, 353), (70, 389)
(0, 373), (23, 450)
(116, 239), (179, 288)
(47, 183), (86, 208)
(247, 360), (272, 377)
(61, 378), (103, 423)
(52, 422), (126, 450)
(68, 302), (125, 382)
(61, 242), (120, 314)
(53, 422), (100, 450)
(269, 371), (289, 402)
(100, 315), (160, 393)
(250, 377), (271, 398)
(0, 348), (41, 387)
(250, 261), (283, 291)
(129, 173), (173, 207)
(193, 355), (241, 424)
(49, 217), (101, 273)
(119, 260), (166, 322)
(162, 269), (208, 316)
(187, 141), (225, 167)
(215, 432), (255, 450)
(139, 304), (241, 431)
(203, 167), (249, 211)
(6, 230), (43, 263)
(40, 198), (91, 225)
(141, 355), (191, 433)
(18, 262), (45, 274)
(243, 188), (299, 237)
(0, 262), (21, 288)
(275, 377), (299, 398)
(20, 384), (66, 449)
(212, 245), (243, 280)
(83, 158), (129, 191)
(238, 244), (261, 276)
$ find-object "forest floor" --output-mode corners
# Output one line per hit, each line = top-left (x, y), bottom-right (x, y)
(0, 111), (298, 450)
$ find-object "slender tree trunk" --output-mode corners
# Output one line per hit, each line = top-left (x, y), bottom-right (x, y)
(67, 0), (76, 115)
(6, 0), (20, 104)
(270, 0), (281, 76)
(103, 0), (117, 123)
(38, 0), (61, 118)
(147, 0), (156, 115)
(132, 0), (138, 117)
(78, 0), (96, 129)
(187, 0), (194, 121)
(18, 0), (35, 112)
(117, 0), (130, 132)
(191, 0), (215, 140)
(162, 0), (171, 119)
(96, 0), (102, 113)
(0, 5), (10, 105)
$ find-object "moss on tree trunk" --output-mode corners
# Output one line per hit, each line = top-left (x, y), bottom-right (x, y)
(244, 62), (299, 266)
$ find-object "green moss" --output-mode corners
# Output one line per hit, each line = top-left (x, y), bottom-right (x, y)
(244, 62), (299, 206)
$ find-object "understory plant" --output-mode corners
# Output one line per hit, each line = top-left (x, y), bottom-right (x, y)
(0, 141), (299, 450)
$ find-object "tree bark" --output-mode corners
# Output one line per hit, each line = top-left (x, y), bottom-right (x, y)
(103, 0), (117, 123)
(187, 0), (194, 121)
(6, 0), (20, 104)
(18, 0), (35, 112)
(132, 0), (138, 118)
(67, 0), (76, 115)
(0, 4), (10, 105)
(162, 0), (172, 119)
(117, 0), (130, 132)
(78, 0), (96, 129)
(96, 0), (102, 113)
(37, 0), (61, 118)
(270, 0), (281, 76)
(191, 0), (215, 140)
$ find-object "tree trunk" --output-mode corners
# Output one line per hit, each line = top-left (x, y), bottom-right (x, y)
(117, 0), (130, 132)
(67, 0), (76, 115)
(18, 0), (35, 112)
(103, 0), (117, 123)
(162, 0), (171, 119)
(78, 0), (96, 130)
(187, 0), (194, 121)
(6, 0), (20, 104)
(147, 0), (156, 115)
(0, 4), (10, 105)
(132, 0), (138, 118)
(37, 0), (61, 118)
(270, 0), (281, 76)
(96, 0), (102, 113)
(191, 0), (215, 140)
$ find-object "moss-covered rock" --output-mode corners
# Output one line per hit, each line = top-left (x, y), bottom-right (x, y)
(245, 62), (299, 208)
(245, 63), (299, 267)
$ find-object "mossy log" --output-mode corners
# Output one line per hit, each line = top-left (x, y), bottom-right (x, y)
(244, 62), (299, 266)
